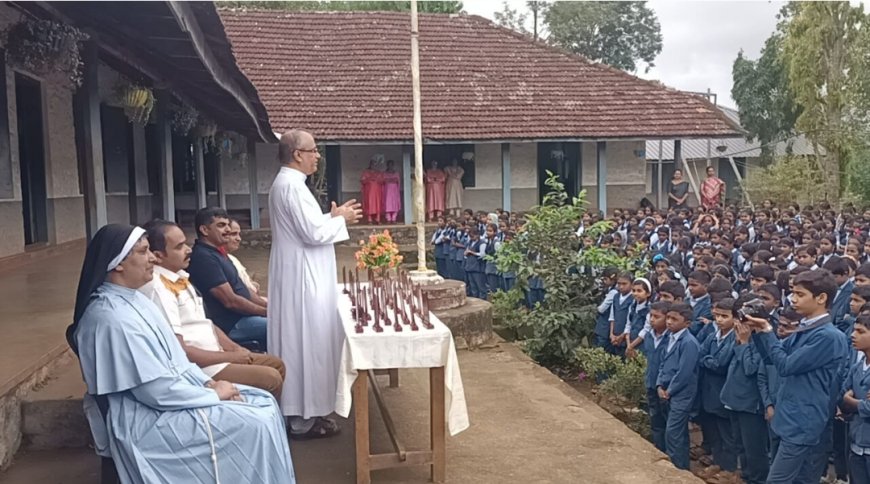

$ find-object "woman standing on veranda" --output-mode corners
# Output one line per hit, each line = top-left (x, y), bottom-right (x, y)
(700, 165), (726, 210)
(444, 158), (465, 219)
(668, 169), (690, 210)
(425, 160), (447, 221)
(360, 160), (384, 224)
(382, 159), (402, 223)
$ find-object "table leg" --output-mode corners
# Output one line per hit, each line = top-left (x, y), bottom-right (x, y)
(353, 372), (371, 484)
(430, 366), (446, 483)
(389, 368), (400, 388)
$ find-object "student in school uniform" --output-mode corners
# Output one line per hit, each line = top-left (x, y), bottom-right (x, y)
(452, 222), (468, 284)
(656, 302), (701, 470)
(483, 223), (500, 296)
(594, 267), (620, 350)
(607, 272), (635, 356)
(687, 270), (715, 341)
(432, 216), (448, 278)
(463, 227), (487, 299)
(624, 278), (652, 343)
(640, 300), (671, 452)
(443, 220), (458, 281)
(826, 256), (857, 334)
(722, 296), (770, 484)
(698, 297), (738, 475)
(839, 314), (870, 484)
(657, 280), (686, 304)
(759, 308), (799, 468)
(745, 270), (850, 483)
(756, 283), (783, 330)
(501, 231), (517, 291)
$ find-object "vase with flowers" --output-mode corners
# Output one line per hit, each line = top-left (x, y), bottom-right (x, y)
(355, 230), (403, 278)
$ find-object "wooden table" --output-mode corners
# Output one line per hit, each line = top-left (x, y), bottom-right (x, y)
(352, 366), (446, 484)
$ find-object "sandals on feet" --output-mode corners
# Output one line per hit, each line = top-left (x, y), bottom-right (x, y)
(289, 417), (341, 440)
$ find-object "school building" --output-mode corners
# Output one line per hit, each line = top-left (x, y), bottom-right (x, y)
(0, 6), (741, 259)
(218, 9), (740, 228)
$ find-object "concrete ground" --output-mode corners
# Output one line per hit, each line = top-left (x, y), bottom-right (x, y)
(0, 243), (700, 483)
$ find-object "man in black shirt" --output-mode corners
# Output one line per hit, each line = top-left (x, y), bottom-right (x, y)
(187, 207), (269, 346)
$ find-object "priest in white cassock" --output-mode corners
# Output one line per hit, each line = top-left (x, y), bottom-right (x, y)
(268, 129), (362, 439)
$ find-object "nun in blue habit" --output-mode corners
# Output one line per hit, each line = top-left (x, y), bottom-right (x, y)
(66, 224), (295, 484)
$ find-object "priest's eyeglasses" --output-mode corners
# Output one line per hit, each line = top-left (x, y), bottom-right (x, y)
(296, 147), (320, 155)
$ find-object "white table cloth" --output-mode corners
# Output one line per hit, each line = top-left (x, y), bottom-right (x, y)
(334, 284), (470, 436)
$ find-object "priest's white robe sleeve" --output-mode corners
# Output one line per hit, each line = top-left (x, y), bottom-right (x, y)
(283, 184), (349, 246)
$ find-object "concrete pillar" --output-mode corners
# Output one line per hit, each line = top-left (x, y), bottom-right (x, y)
(674, 139), (682, 172)
(194, 140), (206, 210)
(501, 143), (511, 212)
(216, 147), (226, 209)
(596, 141), (607, 214)
(155, 89), (175, 221)
(402, 145), (412, 224)
(80, 41), (107, 239)
(248, 139), (260, 229)
(128, 123), (148, 224)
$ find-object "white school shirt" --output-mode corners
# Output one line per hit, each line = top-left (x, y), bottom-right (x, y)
(140, 265), (229, 377)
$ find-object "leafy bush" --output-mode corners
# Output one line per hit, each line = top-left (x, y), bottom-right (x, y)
(490, 172), (638, 368)
(575, 347), (650, 437)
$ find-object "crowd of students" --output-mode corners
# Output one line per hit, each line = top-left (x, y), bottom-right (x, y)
(430, 209), (520, 299)
(589, 200), (870, 484)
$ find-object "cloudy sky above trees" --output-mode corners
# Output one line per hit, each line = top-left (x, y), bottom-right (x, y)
(465, 0), (785, 108)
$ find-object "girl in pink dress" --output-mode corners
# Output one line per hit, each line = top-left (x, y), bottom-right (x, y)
(425, 160), (447, 221)
(360, 161), (384, 224)
(382, 160), (402, 223)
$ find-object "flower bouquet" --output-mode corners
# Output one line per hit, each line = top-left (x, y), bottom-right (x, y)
(355, 230), (403, 271)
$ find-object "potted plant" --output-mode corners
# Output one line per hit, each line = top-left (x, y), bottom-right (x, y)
(117, 83), (155, 126)
(170, 103), (198, 136)
(5, 18), (88, 87)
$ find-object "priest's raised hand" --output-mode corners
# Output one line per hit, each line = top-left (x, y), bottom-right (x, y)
(332, 199), (363, 224)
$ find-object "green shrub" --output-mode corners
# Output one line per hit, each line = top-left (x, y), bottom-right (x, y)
(489, 172), (638, 368)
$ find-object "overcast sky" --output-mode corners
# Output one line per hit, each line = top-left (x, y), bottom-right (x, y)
(463, 0), (785, 108)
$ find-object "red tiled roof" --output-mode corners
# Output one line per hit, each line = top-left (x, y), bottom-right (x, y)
(218, 10), (740, 142)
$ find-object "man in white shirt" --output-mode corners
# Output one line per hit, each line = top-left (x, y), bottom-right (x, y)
(140, 219), (285, 400)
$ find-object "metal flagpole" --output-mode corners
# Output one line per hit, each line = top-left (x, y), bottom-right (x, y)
(410, 0), (426, 272)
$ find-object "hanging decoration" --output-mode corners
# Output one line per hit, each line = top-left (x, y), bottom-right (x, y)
(217, 131), (249, 166)
(193, 117), (218, 151)
(170, 103), (198, 136)
(5, 18), (88, 87)
(116, 82), (155, 126)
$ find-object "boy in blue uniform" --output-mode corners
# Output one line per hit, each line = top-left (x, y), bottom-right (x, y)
(746, 270), (849, 484)
(687, 270), (715, 341)
(641, 301), (670, 452)
(839, 313), (870, 484)
(452, 222), (468, 283)
(463, 227), (486, 299)
(826, 257), (856, 334)
(698, 297), (738, 474)
(722, 296), (770, 484)
(432, 216), (448, 278)
(656, 302), (700, 470)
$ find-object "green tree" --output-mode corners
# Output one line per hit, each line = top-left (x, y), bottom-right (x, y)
(493, 1), (529, 36)
(543, 1), (662, 73)
(782, 1), (866, 200)
(219, 1), (464, 13)
(731, 26), (801, 163)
